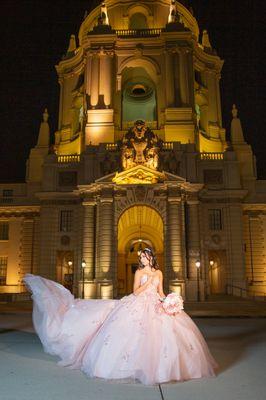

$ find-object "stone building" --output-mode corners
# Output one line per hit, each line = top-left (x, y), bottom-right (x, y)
(1, 0), (265, 301)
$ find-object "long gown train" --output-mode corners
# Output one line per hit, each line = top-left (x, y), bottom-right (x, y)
(23, 273), (218, 385)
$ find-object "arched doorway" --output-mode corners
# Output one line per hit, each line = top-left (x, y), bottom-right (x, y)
(208, 250), (227, 294)
(117, 205), (164, 297)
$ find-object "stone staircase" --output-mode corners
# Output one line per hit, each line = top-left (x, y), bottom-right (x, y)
(185, 293), (266, 317)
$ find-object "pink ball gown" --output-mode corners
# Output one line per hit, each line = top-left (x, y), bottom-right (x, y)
(23, 273), (218, 385)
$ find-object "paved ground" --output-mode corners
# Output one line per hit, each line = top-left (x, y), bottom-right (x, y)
(0, 307), (266, 400)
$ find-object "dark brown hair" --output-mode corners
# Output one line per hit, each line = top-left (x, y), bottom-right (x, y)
(138, 247), (159, 270)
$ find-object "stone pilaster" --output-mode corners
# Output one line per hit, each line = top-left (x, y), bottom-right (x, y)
(225, 204), (246, 287)
(90, 53), (99, 108)
(82, 202), (96, 279)
(80, 201), (97, 298)
(185, 200), (204, 300)
(165, 51), (175, 107)
(173, 51), (181, 106)
(99, 51), (113, 108)
(206, 69), (219, 126)
(85, 54), (92, 98)
(186, 200), (201, 279)
(165, 194), (184, 295)
(39, 206), (58, 280)
(179, 49), (190, 106)
(96, 196), (114, 298)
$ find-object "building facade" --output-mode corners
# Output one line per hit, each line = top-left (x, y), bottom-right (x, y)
(1, 0), (266, 300)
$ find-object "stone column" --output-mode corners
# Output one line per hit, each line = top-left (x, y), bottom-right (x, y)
(179, 49), (190, 106)
(216, 73), (222, 127)
(99, 51), (113, 108)
(58, 77), (64, 130)
(165, 195), (184, 295)
(185, 199), (205, 301)
(206, 69), (218, 124)
(173, 51), (181, 106)
(85, 54), (92, 99)
(165, 50), (175, 107)
(90, 53), (99, 108)
(96, 196), (114, 298)
(186, 200), (201, 279)
(81, 201), (97, 298)
(186, 49), (195, 108)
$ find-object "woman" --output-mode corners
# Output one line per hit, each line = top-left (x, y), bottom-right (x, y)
(23, 248), (218, 385)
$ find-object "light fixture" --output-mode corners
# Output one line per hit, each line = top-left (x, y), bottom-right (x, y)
(81, 260), (86, 299)
(195, 260), (201, 302)
(209, 260), (214, 267)
(137, 208), (143, 255)
(68, 260), (73, 267)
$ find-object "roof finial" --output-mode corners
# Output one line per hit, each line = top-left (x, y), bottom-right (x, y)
(67, 34), (76, 53)
(231, 104), (245, 144)
(101, 2), (109, 25)
(168, 0), (179, 24)
(202, 30), (212, 48)
(43, 108), (49, 123)
(37, 108), (50, 147)
(232, 104), (238, 118)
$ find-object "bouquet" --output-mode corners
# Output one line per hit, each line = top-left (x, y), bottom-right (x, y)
(155, 293), (184, 316)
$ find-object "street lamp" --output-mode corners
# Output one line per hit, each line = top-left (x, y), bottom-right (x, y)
(195, 260), (201, 302)
(67, 260), (73, 292)
(209, 260), (214, 268)
(81, 259), (86, 299)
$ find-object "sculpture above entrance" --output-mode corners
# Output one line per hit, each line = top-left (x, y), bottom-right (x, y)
(112, 164), (166, 185)
(121, 120), (162, 171)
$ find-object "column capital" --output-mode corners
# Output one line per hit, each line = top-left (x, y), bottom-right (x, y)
(168, 197), (181, 204)
(82, 201), (96, 206)
(186, 199), (200, 205)
(100, 197), (113, 204)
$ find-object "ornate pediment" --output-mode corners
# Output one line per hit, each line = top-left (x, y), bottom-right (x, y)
(112, 165), (166, 185)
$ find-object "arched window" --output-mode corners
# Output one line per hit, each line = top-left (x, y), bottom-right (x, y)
(129, 13), (148, 29)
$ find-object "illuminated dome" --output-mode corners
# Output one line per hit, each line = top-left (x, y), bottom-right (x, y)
(78, 0), (199, 44)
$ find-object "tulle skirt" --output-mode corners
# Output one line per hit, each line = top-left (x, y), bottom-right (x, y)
(23, 274), (218, 385)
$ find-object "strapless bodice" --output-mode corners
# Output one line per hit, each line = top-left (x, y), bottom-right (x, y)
(140, 273), (160, 287)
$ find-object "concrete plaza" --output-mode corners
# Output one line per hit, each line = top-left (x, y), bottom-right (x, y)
(0, 305), (265, 400)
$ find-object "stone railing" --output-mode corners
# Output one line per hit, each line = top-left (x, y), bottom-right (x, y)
(163, 142), (174, 150)
(200, 152), (224, 161)
(57, 155), (81, 163)
(105, 143), (118, 151)
(226, 284), (266, 302)
(116, 28), (162, 38)
(0, 197), (13, 204)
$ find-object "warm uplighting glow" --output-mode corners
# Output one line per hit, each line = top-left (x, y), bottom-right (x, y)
(195, 260), (201, 269)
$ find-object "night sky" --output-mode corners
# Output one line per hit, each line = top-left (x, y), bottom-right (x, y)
(0, 0), (265, 182)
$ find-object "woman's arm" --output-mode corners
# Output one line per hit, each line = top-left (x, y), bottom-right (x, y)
(133, 270), (153, 295)
(157, 270), (166, 299)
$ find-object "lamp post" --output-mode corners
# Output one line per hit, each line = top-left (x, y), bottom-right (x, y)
(81, 259), (86, 299)
(209, 260), (214, 296)
(195, 260), (201, 302)
(67, 260), (73, 292)
(67, 260), (73, 276)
